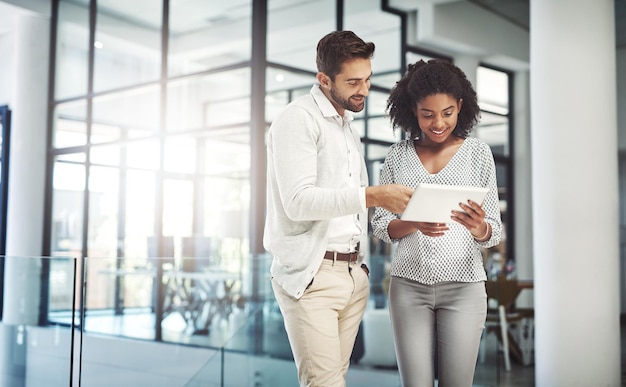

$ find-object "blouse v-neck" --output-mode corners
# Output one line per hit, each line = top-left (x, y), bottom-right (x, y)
(412, 138), (467, 176)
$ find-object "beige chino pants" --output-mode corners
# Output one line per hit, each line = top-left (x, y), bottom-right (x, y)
(272, 258), (370, 387)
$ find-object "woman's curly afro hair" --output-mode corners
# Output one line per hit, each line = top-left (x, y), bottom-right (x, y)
(386, 59), (480, 140)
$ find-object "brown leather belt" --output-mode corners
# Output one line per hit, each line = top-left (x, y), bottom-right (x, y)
(323, 250), (359, 262)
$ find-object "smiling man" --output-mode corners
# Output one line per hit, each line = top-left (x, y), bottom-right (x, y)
(263, 31), (413, 387)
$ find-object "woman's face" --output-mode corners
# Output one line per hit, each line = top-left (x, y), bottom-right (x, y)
(414, 93), (463, 145)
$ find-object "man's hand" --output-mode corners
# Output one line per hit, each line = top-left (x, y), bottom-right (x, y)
(365, 184), (413, 214)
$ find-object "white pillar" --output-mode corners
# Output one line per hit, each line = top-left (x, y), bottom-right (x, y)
(0, 8), (50, 387)
(530, 1), (620, 386)
(2, 10), (49, 325)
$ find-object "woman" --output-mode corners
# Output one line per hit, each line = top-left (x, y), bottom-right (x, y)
(371, 59), (503, 387)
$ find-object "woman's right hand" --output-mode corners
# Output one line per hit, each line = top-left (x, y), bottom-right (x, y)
(412, 221), (449, 237)
(388, 220), (449, 239)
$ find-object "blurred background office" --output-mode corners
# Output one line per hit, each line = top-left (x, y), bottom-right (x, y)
(0, 0), (623, 386)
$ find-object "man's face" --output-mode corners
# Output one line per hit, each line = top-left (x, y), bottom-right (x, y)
(320, 58), (372, 115)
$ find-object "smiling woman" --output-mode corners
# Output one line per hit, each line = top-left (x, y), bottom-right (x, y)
(372, 58), (503, 387)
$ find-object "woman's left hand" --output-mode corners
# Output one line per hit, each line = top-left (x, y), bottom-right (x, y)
(451, 200), (488, 238)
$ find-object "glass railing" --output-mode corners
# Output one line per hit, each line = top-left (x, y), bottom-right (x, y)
(78, 255), (242, 386)
(0, 254), (516, 386)
(0, 255), (78, 387)
(186, 254), (503, 387)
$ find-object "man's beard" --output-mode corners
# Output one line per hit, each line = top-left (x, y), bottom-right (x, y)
(329, 85), (364, 113)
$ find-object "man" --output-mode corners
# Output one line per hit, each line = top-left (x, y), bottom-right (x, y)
(264, 30), (413, 387)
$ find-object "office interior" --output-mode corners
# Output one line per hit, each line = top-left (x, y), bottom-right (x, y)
(0, 0), (624, 386)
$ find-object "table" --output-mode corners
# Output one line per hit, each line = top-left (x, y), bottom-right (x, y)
(163, 270), (241, 334)
(99, 266), (242, 336)
(98, 268), (155, 276)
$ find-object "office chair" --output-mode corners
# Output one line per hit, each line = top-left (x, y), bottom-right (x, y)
(480, 278), (534, 371)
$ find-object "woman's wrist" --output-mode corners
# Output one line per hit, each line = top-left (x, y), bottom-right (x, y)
(472, 222), (490, 241)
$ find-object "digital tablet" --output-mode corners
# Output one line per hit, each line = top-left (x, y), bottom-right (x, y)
(400, 183), (489, 223)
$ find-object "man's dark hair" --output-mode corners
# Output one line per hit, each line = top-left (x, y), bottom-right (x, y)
(387, 59), (480, 139)
(316, 31), (375, 81)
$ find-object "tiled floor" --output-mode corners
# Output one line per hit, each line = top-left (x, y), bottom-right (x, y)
(69, 308), (516, 386)
(482, 322), (626, 387)
(52, 308), (626, 387)
(475, 335), (534, 387)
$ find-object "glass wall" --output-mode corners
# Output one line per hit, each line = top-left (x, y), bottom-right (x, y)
(476, 66), (510, 156)
(93, 1), (162, 93)
(54, 0), (89, 101)
(476, 65), (513, 274)
(44, 0), (513, 385)
(50, 0), (254, 314)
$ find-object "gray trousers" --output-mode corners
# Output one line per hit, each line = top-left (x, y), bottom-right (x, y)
(388, 277), (487, 387)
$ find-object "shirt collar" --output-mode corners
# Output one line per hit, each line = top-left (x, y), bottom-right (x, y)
(310, 84), (354, 123)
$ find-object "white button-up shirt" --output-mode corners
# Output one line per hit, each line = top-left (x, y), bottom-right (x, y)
(264, 85), (367, 299)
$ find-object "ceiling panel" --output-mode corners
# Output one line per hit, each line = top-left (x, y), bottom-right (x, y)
(469, 0), (625, 48)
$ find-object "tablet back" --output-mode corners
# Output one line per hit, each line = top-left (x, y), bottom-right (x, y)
(400, 183), (489, 223)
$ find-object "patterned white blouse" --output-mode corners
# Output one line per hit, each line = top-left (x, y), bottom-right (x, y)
(371, 136), (503, 285)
